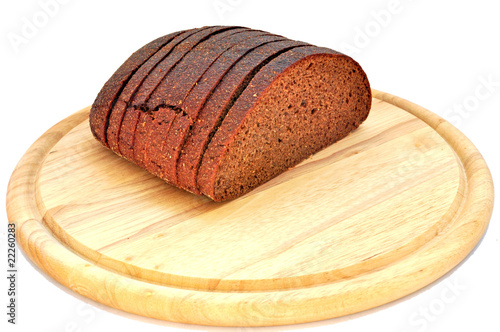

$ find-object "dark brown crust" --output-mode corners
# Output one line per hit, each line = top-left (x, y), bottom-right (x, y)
(118, 26), (239, 164)
(89, 30), (185, 147)
(145, 29), (277, 184)
(131, 26), (241, 109)
(177, 40), (309, 194)
(105, 28), (202, 154)
(197, 46), (371, 200)
(146, 27), (250, 109)
(180, 34), (285, 119)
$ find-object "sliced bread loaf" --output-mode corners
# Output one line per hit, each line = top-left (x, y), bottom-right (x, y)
(89, 26), (371, 201)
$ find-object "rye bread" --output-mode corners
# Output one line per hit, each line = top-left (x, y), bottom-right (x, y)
(176, 40), (310, 194)
(106, 28), (202, 154)
(197, 46), (371, 201)
(89, 26), (372, 202)
(89, 30), (185, 146)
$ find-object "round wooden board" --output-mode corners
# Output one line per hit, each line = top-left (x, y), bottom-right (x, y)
(7, 90), (494, 326)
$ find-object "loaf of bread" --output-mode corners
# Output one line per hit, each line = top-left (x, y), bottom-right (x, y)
(89, 26), (372, 201)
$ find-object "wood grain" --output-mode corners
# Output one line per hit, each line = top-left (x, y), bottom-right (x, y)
(6, 90), (494, 326)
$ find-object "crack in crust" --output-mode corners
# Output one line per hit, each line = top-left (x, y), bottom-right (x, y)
(135, 104), (189, 118)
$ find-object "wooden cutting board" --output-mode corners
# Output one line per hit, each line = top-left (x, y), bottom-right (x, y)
(7, 90), (493, 326)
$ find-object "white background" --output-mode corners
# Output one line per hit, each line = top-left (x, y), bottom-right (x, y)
(1, 0), (499, 331)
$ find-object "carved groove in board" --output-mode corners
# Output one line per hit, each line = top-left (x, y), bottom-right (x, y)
(35, 95), (465, 292)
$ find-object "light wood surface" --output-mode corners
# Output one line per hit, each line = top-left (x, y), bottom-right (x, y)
(6, 90), (494, 326)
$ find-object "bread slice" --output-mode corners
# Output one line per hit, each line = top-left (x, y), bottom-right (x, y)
(145, 107), (184, 178)
(197, 46), (371, 201)
(117, 106), (142, 161)
(89, 29), (185, 146)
